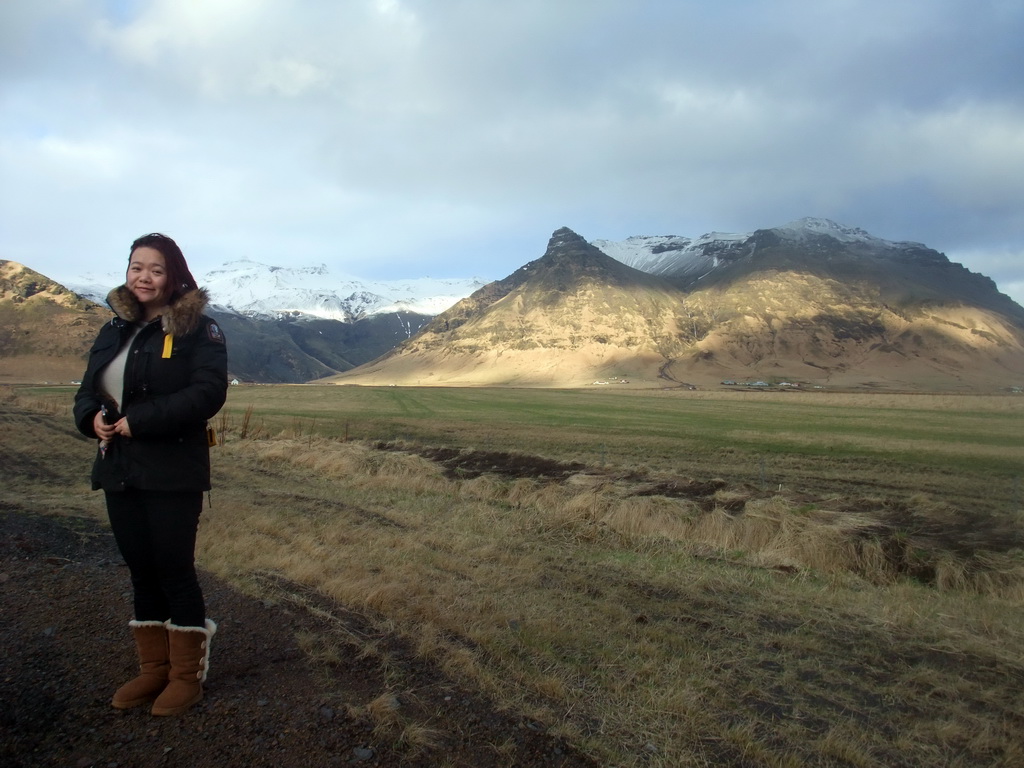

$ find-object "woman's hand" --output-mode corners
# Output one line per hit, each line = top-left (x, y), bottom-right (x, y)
(93, 411), (117, 442)
(113, 417), (132, 438)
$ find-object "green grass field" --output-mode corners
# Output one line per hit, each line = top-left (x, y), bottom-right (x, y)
(207, 385), (1024, 511)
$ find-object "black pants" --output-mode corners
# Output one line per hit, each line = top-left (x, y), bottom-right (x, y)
(105, 488), (206, 627)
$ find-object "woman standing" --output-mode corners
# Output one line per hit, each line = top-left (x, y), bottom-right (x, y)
(74, 233), (228, 716)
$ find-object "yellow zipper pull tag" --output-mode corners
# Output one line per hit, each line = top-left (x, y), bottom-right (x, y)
(162, 333), (174, 358)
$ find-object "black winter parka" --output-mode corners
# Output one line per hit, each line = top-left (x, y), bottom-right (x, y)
(73, 285), (228, 493)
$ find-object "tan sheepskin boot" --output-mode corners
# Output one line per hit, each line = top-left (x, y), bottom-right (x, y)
(151, 619), (216, 716)
(112, 620), (170, 709)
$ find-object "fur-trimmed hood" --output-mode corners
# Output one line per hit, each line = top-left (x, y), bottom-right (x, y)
(106, 285), (211, 337)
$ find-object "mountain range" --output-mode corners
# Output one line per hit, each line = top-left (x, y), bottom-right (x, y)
(328, 218), (1024, 391)
(3, 218), (1023, 391)
(46, 260), (486, 383)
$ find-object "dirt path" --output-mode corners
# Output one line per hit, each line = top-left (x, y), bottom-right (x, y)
(0, 505), (599, 768)
(0, 405), (596, 768)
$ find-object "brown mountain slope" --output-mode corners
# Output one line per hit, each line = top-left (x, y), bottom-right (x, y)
(329, 229), (1024, 391)
(678, 225), (1024, 324)
(0, 260), (109, 384)
(331, 229), (696, 387)
(668, 270), (1024, 390)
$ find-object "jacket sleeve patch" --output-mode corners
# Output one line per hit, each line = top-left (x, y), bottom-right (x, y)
(207, 322), (225, 344)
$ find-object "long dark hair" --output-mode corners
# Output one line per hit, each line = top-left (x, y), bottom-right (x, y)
(129, 233), (198, 305)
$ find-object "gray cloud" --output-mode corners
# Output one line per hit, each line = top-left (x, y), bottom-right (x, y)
(1, 0), (1022, 306)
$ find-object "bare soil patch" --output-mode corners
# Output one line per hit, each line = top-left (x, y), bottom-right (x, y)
(398, 444), (588, 482)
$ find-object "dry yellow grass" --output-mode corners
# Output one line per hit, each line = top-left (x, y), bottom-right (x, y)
(187, 432), (1024, 767)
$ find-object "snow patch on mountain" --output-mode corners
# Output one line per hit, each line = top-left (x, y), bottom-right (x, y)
(593, 217), (927, 277)
(773, 217), (882, 244)
(58, 258), (487, 322)
(592, 230), (750, 278)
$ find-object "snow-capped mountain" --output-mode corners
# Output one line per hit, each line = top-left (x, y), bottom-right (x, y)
(61, 258), (487, 322)
(592, 230), (748, 281)
(55, 218), (962, 324)
(592, 217), (925, 281)
(201, 259), (486, 321)
(770, 217), (896, 245)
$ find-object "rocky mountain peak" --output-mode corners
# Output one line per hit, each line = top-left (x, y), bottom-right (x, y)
(546, 227), (589, 250)
(535, 227), (611, 269)
(525, 227), (664, 291)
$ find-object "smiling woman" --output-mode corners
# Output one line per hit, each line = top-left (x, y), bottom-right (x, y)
(123, 234), (199, 322)
(126, 247), (170, 319)
(72, 233), (228, 719)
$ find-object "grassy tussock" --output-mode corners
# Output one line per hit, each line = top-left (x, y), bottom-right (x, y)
(248, 439), (444, 481)
(2, 385), (71, 417)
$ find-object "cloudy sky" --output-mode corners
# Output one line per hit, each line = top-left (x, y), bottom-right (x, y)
(2, 0), (1023, 305)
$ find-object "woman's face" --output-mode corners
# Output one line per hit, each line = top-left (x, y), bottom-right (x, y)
(126, 246), (171, 313)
